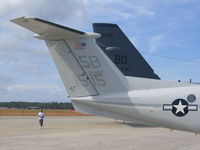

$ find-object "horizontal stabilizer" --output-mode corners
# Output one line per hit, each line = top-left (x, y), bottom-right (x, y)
(11, 17), (85, 40)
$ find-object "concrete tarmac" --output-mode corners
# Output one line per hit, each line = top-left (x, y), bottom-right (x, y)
(1, 116), (200, 150)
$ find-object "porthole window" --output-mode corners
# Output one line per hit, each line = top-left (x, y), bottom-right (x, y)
(187, 94), (196, 103)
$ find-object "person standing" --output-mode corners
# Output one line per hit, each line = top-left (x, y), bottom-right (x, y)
(38, 109), (45, 128)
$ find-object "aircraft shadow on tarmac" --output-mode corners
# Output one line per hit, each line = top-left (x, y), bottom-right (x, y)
(117, 121), (158, 128)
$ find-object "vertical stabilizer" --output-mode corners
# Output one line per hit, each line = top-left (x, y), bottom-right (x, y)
(11, 17), (128, 98)
(93, 23), (160, 79)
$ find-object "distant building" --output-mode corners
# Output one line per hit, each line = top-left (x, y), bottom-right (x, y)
(28, 106), (40, 110)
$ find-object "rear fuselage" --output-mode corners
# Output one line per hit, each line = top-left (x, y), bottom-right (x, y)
(72, 85), (200, 133)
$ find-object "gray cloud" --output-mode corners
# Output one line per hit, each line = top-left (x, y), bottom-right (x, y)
(6, 83), (68, 102)
(0, 74), (14, 98)
(89, 0), (155, 22)
(0, 0), (88, 23)
(149, 34), (164, 53)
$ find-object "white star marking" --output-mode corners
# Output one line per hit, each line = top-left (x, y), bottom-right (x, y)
(173, 100), (187, 114)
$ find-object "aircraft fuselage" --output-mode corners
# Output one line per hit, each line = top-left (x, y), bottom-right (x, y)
(72, 85), (200, 133)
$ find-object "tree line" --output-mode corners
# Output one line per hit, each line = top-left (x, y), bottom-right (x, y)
(0, 102), (74, 109)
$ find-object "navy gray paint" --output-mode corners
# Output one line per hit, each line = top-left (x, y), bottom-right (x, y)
(93, 23), (160, 79)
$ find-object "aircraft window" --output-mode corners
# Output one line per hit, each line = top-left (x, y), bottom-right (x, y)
(187, 94), (196, 103)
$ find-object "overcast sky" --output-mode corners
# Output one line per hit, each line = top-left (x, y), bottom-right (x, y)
(0, 0), (200, 102)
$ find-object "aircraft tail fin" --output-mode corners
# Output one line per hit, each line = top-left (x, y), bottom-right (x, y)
(11, 17), (128, 98)
(93, 23), (160, 79)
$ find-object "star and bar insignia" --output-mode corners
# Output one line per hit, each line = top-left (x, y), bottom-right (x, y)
(163, 99), (198, 117)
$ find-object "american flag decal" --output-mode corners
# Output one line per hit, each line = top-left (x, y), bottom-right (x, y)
(75, 42), (86, 49)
